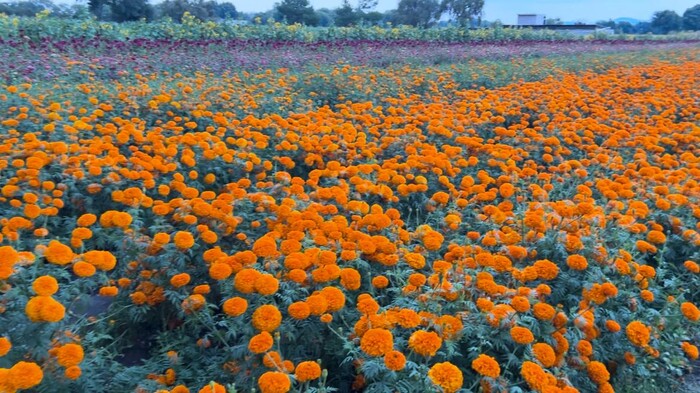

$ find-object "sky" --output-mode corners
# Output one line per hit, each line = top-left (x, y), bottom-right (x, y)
(229, 0), (698, 23)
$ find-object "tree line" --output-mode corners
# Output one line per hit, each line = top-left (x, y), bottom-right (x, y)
(0, 0), (699, 33)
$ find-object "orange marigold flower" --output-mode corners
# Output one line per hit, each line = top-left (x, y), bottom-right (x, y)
(372, 276), (389, 289)
(257, 371), (290, 393)
(288, 301), (311, 320)
(174, 231), (195, 250)
(76, 213), (97, 227)
(130, 291), (147, 305)
(646, 230), (666, 244)
(8, 361), (43, 390)
(626, 321), (650, 347)
(532, 343), (556, 368)
(587, 361), (610, 385)
(56, 343), (84, 367)
(0, 337), (10, 357)
(44, 240), (75, 265)
(306, 294), (329, 315)
(83, 250), (117, 271)
(262, 351), (283, 369)
(182, 294), (206, 313)
(605, 320), (621, 332)
(252, 305), (282, 332)
(64, 365), (81, 380)
(252, 236), (278, 258)
(295, 361), (322, 382)
(636, 240), (657, 254)
(681, 302), (700, 321)
(170, 273), (191, 288)
(209, 262), (233, 280)
(72, 261), (96, 277)
(533, 259), (559, 280)
(520, 361), (549, 391)
(510, 326), (534, 345)
(404, 253), (426, 269)
(153, 233), (170, 245)
(234, 268), (261, 294)
(222, 297), (247, 317)
(26, 295), (65, 322)
(201, 230), (217, 244)
(255, 274), (279, 296)
(248, 332), (274, 354)
(360, 328), (393, 357)
(428, 362), (463, 393)
(682, 342), (699, 360)
(384, 350), (406, 371)
(637, 265), (656, 279)
(99, 286), (118, 297)
(320, 286), (346, 312)
(110, 212), (133, 228)
(566, 254), (588, 271)
(0, 246), (19, 279)
(356, 295), (379, 315)
(199, 382), (226, 393)
(471, 354), (500, 378)
(32, 275), (58, 296)
(533, 303), (556, 321)
(577, 340), (593, 357)
(423, 230), (444, 251)
(339, 268), (361, 290)
(511, 296), (531, 312)
(684, 261), (700, 273)
(408, 330), (442, 357)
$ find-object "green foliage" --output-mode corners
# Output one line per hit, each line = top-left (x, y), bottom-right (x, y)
(333, 0), (359, 27)
(275, 0), (319, 26)
(683, 4), (700, 31)
(395, 0), (440, 28)
(439, 0), (484, 27)
(651, 10), (683, 34)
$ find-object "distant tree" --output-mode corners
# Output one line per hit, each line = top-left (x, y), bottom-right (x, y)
(110, 0), (153, 21)
(0, 1), (46, 16)
(683, 4), (700, 30)
(334, 0), (359, 26)
(439, 0), (484, 27)
(275, 0), (319, 25)
(651, 10), (682, 33)
(545, 17), (563, 25)
(394, 0), (439, 27)
(362, 11), (383, 25)
(311, 7), (331, 26)
(634, 21), (652, 34)
(616, 21), (635, 33)
(212, 2), (237, 19)
(88, 0), (153, 21)
(155, 0), (221, 21)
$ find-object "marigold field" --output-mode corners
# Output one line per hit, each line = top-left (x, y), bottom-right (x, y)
(0, 32), (699, 393)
